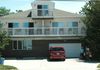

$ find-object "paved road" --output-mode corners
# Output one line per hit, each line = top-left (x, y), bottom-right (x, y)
(4, 58), (99, 70)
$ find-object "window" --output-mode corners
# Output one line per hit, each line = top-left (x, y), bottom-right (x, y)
(58, 22), (64, 27)
(12, 40), (32, 50)
(44, 10), (48, 16)
(67, 21), (78, 35)
(37, 5), (42, 9)
(13, 23), (19, 28)
(8, 23), (13, 28)
(13, 40), (22, 50)
(68, 28), (73, 34)
(23, 40), (32, 50)
(18, 41), (22, 50)
(38, 10), (49, 16)
(52, 22), (64, 27)
(73, 28), (78, 34)
(37, 5), (48, 16)
(50, 47), (64, 51)
(59, 28), (64, 34)
(37, 5), (48, 9)
(38, 10), (42, 16)
(67, 21), (78, 27)
(29, 22), (34, 27)
(13, 40), (17, 49)
(23, 22), (29, 28)
(52, 22), (64, 35)
(23, 22), (34, 28)
(72, 22), (78, 27)
(8, 22), (19, 28)
(52, 22), (58, 27)
(43, 5), (48, 9)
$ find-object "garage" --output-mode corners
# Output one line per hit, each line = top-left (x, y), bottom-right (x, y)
(49, 43), (81, 58)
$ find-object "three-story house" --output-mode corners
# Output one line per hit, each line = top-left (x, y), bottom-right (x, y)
(0, 0), (86, 58)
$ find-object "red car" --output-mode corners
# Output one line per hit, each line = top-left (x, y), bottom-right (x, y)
(49, 46), (65, 61)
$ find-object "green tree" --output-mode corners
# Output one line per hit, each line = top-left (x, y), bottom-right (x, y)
(80, 0), (100, 60)
(0, 7), (10, 15)
(0, 22), (10, 56)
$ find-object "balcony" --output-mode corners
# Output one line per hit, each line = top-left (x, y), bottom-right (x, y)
(32, 10), (53, 19)
(6, 27), (86, 37)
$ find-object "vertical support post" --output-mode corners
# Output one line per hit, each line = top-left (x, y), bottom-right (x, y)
(42, 20), (44, 35)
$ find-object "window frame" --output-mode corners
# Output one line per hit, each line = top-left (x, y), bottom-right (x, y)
(8, 22), (19, 28)
(37, 5), (48, 16)
(12, 40), (32, 50)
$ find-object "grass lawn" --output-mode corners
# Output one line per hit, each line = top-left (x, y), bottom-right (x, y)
(97, 64), (100, 70)
(97, 64), (100, 68)
(0, 64), (18, 70)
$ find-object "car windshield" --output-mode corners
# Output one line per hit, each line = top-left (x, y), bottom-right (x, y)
(50, 48), (64, 51)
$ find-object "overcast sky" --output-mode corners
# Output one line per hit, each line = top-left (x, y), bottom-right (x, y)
(0, 0), (86, 13)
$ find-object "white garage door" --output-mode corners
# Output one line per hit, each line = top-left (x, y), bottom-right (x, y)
(49, 43), (81, 58)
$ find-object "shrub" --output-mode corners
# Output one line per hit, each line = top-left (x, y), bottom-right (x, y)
(0, 64), (18, 70)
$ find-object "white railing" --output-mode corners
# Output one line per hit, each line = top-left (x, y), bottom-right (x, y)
(32, 10), (53, 18)
(6, 27), (86, 36)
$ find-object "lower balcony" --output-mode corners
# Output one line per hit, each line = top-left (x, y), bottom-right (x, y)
(6, 27), (86, 37)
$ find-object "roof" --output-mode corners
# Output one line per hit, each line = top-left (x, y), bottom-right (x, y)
(54, 9), (82, 18)
(0, 9), (82, 19)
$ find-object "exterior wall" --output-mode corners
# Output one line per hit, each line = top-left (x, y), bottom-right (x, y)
(0, 18), (33, 28)
(3, 39), (81, 58)
(1, 17), (85, 31)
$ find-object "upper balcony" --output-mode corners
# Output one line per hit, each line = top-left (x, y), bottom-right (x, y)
(31, 10), (54, 19)
(31, 3), (54, 19)
(6, 27), (86, 37)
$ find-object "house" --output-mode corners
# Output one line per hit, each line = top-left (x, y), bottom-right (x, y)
(0, 0), (86, 58)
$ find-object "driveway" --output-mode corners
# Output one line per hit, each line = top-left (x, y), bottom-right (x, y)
(4, 58), (99, 70)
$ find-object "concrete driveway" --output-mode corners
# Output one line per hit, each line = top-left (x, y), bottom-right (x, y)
(4, 58), (99, 70)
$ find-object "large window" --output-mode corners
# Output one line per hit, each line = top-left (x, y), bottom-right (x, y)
(23, 22), (34, 35)
(37, 5), (48, 16)
(12, 40), (32, 50)
(67, 21), (78, 34)
(8, 22), (19, 35)
(52, 22), (64, 34)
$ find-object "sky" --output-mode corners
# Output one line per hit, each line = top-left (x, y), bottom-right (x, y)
(0, 0), (86, 13)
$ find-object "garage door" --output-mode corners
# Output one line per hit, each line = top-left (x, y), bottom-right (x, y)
(49, 43), (81, 58)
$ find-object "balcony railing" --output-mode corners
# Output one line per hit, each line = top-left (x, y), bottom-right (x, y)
(32, 10), (53, 18)
(6, 27), (86, 36)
